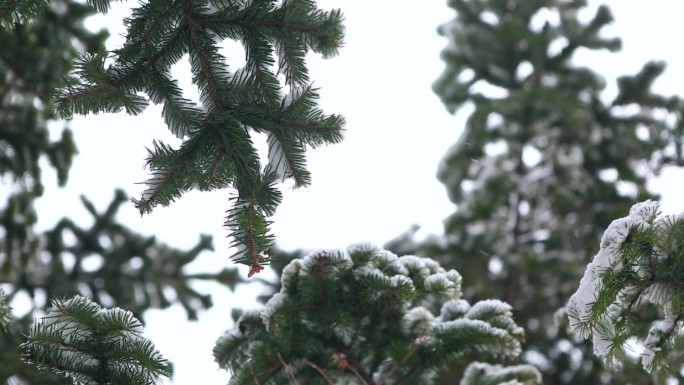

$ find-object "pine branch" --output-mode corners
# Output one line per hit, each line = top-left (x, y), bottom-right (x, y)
(242, 32), (281, 106)
(56, 53), (151, 117)
(225, 171), (282, 275)
(133, 140), (193, 213)
(53, 0), (345, 274)
(266, 131), (310, 187)
(568, 201), (684, 377)
(22, 295), (172, 385)
(147, 70), (203, 139)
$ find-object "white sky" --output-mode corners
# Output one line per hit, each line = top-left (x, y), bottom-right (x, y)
(15, 1), (684, 384)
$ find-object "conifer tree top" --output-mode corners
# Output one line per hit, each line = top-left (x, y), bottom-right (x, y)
(214, 245), (539, 384)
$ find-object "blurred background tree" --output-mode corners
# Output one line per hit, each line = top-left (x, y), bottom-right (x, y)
(385, 0), (684, 383)
(0, 1), (240, 383)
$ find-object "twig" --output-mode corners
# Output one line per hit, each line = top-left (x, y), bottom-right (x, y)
(395, 368), (419, 385)
(338, 353), (374, 385)
(347, 365), (370, 385)
(248, 361), (260, 385)
(377, 336), (424, 385)
(303, 359), (334, 385)
(277, 352), (300, 385)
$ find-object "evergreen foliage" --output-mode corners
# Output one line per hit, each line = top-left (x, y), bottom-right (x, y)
(567, 201), (684, 383)
(380, 0), (684, 384)
(0, 1), (239, 382)
(22, 295), (172, 385)
(4, 1), (684, 384)
(54, 0), (346, 275)
(214, 245), (540, 384)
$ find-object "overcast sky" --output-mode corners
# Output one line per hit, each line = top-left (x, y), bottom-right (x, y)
(21, 1), (684, 384)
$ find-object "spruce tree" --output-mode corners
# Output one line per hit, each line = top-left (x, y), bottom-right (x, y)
(383, 0), (684, 384)
(214, 245), (541, 385)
